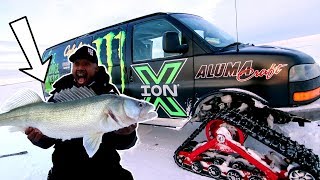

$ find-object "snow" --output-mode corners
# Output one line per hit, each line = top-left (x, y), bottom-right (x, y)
(0, 81), (319, 180)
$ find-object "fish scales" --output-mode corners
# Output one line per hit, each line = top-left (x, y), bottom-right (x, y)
(0, 95), (120, 139)
(0, 87), (157, 157)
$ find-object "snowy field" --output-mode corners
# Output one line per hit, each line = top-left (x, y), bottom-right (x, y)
(0, 81), (319, 180)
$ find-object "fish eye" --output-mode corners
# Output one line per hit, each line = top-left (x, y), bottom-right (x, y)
(138, 102), (144, 108)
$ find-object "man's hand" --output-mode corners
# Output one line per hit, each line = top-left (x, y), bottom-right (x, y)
(25, 127), (44, 142)
(114, 124), (137, 135)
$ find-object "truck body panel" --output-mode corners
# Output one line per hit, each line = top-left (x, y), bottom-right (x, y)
(41, 12), (320, 127)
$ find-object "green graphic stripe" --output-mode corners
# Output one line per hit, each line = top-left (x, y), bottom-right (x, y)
(134, 62), (184, 84)
(145, 97), (186, 117)
(104, 32), (115, 76)
(153, 97), (186, 117)
(135, 67), (152, 84)
(116, 31), (126, 93)
(145, 97), (151, 102)
(45, 52), (59, 93)
(166, 62), (183, 83)
(167, 97), (186, 116)
(92, 38), (103, 66)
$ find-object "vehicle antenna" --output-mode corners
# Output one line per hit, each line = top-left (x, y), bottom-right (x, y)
(234, 0), (240, 52)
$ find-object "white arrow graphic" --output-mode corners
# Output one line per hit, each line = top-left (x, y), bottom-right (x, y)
(9, 16), (52, 83)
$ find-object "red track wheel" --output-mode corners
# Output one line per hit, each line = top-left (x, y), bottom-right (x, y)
(205, 119), (247, 145)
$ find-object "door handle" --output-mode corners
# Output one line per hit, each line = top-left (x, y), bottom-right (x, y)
(129, 69), (133, 82)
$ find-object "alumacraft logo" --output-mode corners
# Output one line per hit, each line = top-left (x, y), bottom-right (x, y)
(131, 59), (187, 118)
(195, 60), (288, 82)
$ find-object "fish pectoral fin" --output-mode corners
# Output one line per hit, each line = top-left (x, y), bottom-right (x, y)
(83, 133), (104, 158)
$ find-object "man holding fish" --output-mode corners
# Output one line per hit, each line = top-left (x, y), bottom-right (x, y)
(21, 45), (150, 180)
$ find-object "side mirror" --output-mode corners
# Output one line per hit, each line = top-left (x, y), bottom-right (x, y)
(163, 31), (188, 53)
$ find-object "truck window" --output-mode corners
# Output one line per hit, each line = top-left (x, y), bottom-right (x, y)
(171, 14), (234, 48)
(133, 19), (182, 61)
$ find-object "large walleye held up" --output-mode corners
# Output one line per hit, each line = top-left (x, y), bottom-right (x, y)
(0, 86), (158, 157)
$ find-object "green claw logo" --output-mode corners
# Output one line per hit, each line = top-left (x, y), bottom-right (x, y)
(93, 30), (126, 93)
(131, 59), (187, 117)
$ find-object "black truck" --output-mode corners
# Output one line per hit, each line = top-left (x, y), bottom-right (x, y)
(41, 12), (320, 180)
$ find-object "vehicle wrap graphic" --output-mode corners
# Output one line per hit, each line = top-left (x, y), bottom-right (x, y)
(93, 30), (126, 93)
(195, 60), (287, 82)
(64, 42), (83, 58)
(131, 59), (187, 118)
(44, 50), (59, 94)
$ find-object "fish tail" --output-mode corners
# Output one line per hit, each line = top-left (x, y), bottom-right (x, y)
(8, 126), (26, 132)
(0, 89), (43, 128)
(0, 112), (29, 133)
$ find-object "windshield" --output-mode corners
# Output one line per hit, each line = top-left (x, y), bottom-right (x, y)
(171, 14), (235, 48)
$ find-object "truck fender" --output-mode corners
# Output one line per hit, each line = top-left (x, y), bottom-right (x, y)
(190, 88), (269, 119)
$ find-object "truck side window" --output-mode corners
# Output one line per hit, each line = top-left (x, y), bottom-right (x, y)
(133, 19), (182, 61)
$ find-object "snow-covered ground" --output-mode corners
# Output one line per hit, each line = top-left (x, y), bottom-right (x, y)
(0, 81), (319, 180)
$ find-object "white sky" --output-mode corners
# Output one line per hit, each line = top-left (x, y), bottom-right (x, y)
(0, 0), (319, 52)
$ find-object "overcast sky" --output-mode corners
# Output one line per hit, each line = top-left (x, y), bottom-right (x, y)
(0, 0), (319, 54)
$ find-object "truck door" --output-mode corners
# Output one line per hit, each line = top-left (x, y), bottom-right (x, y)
(127, 17), (194, 127)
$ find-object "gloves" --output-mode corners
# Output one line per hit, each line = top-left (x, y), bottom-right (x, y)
(25, 127), (44, 142)
(114, 124), (137, 135)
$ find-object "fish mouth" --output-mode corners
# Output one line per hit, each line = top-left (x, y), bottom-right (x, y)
(140, 105), (158, 121)
(145, 111), (158, 120)
(75, 70), (88, 85)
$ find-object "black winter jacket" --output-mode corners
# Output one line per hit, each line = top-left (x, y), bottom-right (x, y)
(31, 67), (137, 180)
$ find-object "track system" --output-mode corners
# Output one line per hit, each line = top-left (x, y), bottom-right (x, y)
(174, 92), (320, 180)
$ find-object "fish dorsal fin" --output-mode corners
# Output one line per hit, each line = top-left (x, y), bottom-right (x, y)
(0, 89), (43, 112)
(53, 86), (96, 102)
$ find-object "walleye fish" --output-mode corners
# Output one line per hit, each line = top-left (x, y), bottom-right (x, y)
(0, 86), (157, 157)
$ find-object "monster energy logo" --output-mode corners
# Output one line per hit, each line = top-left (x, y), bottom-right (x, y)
(93, 30), (126, 93)
(131, 59), (187, 117)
